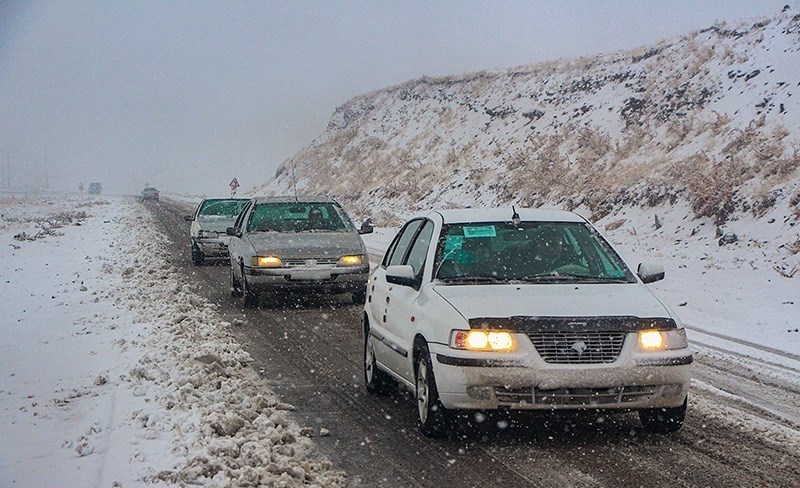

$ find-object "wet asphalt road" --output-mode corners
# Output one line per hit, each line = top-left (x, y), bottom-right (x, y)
(148, 198), (799, 488)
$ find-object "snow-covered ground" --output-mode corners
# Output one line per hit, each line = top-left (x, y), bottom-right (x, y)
(0, 194), (345, 487)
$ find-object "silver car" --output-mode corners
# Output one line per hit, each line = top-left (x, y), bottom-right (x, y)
(184, 198), (250, 265)
(227, 196), (373, 307)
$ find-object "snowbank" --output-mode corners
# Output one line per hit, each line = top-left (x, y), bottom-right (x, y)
(0, 194), (346, 487)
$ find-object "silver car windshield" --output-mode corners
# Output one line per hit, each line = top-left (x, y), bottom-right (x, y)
(434, 221), (636, 284)
(246, 202), (355, 233)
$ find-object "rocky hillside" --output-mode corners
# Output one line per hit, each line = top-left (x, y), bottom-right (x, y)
(255, 8), (800, 238)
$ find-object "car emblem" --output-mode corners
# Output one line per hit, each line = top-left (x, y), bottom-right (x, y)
(306, 259), (317, 267)
(571, 341), (587, 356)
(567, 321), (588, 327)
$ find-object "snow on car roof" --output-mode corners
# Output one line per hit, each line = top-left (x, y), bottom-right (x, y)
(431, 207), (586, 224)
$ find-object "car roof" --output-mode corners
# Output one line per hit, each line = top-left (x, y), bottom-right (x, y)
(428, 207), (586, 224)
(252, 196), (337, 204)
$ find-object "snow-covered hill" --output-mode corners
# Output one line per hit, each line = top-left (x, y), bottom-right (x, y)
(256, 8), (799, 263)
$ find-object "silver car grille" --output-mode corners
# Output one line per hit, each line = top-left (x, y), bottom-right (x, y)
(282, 257), (339, 268)
(495, 385), (659, 406)
(528, 331), (627, 364)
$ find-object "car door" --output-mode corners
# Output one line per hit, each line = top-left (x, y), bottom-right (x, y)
(229, 201), (253, 282)
(383, 219), (435, 380)
(369, 219), (424, 373)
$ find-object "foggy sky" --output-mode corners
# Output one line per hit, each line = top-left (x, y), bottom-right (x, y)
(0, 0), (794, 196)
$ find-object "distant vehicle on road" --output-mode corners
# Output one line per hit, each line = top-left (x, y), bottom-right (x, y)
(227, 196), (373, 307)
(184, 198), (249, 265)
(141, 187), (160, 201)
(87, 182), (102, 195)
(363, 207), (691, 437)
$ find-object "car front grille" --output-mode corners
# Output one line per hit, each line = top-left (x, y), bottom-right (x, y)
(495, 385), (659, 406)
(282, 257), (339, 268)
(528, 331), (627, 364)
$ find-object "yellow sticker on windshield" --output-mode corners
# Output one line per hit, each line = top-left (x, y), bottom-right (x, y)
(463, 226), (496, 238)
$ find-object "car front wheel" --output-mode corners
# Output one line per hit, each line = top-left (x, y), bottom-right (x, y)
(241, 265), (259, 308)
(230, 266), (242, 297)
(363, 320), (394, 394)
(416, 344), (452, 438)
(639, 396), (687, 434)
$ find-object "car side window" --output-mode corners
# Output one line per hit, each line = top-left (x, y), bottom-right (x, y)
(404, 220), (434, 278)
(385, 219), (423, 267)
(233, 202), (252, 232)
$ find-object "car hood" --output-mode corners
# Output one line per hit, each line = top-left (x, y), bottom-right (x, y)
(247, 231), (366, 258)
(197, 216), (238, 233)
(433, 283), (671, 320)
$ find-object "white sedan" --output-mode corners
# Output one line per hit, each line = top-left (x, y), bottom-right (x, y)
(363, 208), (691, 437)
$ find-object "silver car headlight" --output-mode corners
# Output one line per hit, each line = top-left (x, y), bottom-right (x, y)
(338, 254), (366, 266)
(638, 328), (688, 351)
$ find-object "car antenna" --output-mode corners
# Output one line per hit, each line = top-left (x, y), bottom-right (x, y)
(291, 159), (299, 203)
(512, 205), (521, 226)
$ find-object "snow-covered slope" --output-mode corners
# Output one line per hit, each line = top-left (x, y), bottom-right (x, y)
(256, 9), (799, 250)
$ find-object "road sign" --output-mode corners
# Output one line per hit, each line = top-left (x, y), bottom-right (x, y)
(230, 177), (239, 197)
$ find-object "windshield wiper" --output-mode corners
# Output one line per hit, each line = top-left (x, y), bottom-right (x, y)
(438, 275), (507, 284)
(519, 273), (630, 283)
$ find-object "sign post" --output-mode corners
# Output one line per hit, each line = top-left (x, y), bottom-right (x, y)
(229, 177), (240, 197)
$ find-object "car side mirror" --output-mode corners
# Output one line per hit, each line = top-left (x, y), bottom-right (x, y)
(184, 215), (194, 221)
(358, 219), (374, 235)
(385, 265), (417, 287)
(226, 227), (240, 237)
(637, 262), (665, 283)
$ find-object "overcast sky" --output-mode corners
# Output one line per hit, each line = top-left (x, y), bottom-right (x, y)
(0, 0), (794, 196)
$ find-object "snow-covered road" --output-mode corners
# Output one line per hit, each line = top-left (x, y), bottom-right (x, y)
(2, 194), (799, 487)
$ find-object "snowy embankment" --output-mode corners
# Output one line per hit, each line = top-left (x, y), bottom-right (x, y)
(0, 194), (345, 487)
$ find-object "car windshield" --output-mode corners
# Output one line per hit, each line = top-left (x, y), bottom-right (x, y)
(198, 199), (249, 219)
(246, 202), (354, 233)
(433, 221), (636, 284)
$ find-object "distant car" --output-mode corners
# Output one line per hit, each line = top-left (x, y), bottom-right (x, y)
(363, 208), (691, 437)
(88, 182), (102, 195)
(227, 196), (373, 307)
(184, 198), (249, 265)
(141, 187), (160, 201)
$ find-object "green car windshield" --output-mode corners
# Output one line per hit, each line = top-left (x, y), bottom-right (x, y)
(247, 202), (354, 233)
(199, 199), (249, 218)
(434, 221), (636, 283)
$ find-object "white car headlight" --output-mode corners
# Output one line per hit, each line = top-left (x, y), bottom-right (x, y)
(251, 256), (283, 267)
(450, 330), (515, 351)
(198, 230), (219, 238)
(638, 328), (688, 351)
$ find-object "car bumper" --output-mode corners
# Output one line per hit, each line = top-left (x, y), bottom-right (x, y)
(429, 341), (691, 411)
(244, 265), (369, 293)
(194, 237), (231, 257)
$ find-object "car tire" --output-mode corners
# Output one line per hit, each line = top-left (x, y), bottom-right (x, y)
(191, 240), (204, 265)
(241, 265), (259, 308)
(415, 343), (452, 438)
(352, 288), (367, 305)
(363, 319), (394, 395)
(230, 266), (242, 297)
(639, 396), (687, 434)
